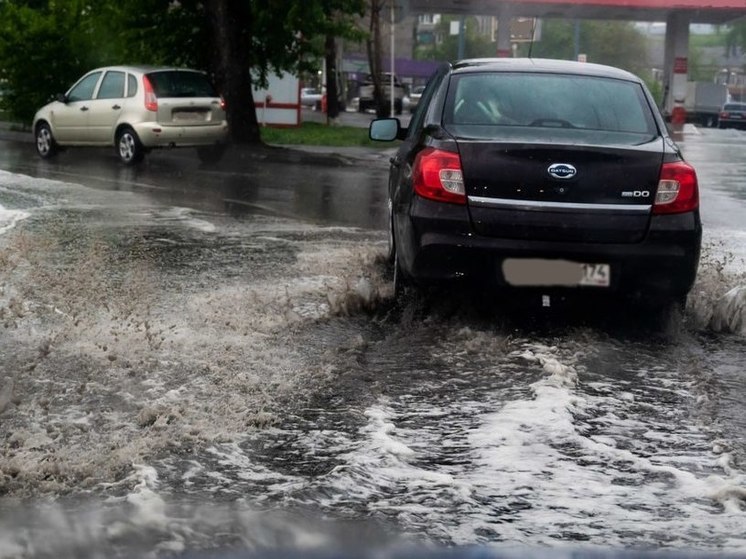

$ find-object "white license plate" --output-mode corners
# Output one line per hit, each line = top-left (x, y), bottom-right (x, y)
(173, 110), (207, 121)
(503, 259), (610, 287)
(580, 263), (611, 287)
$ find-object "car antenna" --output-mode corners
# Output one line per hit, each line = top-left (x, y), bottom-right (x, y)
(528, 18), (538, 59)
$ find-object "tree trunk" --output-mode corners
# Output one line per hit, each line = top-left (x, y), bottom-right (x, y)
(325, 34), (341, 120)
(205, 0), (262, 144)
(366, 0), (387, 118)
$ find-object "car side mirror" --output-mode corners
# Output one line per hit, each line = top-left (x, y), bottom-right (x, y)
(369, 118), (406, 142)
(55, 93), (67, 103)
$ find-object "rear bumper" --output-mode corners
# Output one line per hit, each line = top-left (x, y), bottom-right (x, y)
(399, 197), (702, 300)
(132, 121), (229, 147)
(719, 118), (746, 129)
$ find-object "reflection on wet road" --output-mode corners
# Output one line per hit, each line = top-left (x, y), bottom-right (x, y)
(0, 140), (392, 230)
(0, 129), (745, 557)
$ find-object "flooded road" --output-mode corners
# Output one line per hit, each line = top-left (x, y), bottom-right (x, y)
(0, 129), (745, 558)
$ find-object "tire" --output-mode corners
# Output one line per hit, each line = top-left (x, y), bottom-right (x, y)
(197, 144), (226, 165)
(116, 127), (145, 165)
(647, 294), (687, 337)
(386, 198), (395, 264)
(393, 251), (409, 302)
(35, 122), (59, 159)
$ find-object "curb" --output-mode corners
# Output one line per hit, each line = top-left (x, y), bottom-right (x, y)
(0, 126), (393, 168)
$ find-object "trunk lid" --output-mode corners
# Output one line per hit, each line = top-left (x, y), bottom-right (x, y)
(145, 70), (225, 127)
(459, 139), (664, 244)
(156, 97), (223, 127)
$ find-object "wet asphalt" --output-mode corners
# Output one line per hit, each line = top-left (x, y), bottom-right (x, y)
(0, 120), (745, 557)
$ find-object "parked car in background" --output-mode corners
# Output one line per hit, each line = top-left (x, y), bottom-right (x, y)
(33, 65), (229, 165)
(407, 85), (426, 113)
(300, 87), (322, 109)
(718, 102), (746, 129)
(358, 73), (405, 115)
(370, 58), (701, 315)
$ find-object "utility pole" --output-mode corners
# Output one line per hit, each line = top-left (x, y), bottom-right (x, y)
(390, 0), (395, 116)
(458, 16), (466, 60)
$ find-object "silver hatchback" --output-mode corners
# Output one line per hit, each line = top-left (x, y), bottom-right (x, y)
(33, 65), (229, 165)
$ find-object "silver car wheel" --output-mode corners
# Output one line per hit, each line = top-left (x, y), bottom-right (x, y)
(119, 132), (135, 162)
(117, 128), (144, 165)
(37, 128), (51, 155)
(35, 123), (58, 159)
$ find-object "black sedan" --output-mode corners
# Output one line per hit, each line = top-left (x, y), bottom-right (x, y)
(370, 58), (701, 313)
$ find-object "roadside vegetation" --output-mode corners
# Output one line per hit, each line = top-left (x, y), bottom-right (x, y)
(261, 122), (381, 147)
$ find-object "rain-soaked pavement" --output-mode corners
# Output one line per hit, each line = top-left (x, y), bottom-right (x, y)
(0, 126), (745, 558)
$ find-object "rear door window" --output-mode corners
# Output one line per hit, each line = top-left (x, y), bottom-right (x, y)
(127, 74), (138, 98)
(145, 71), (217, 98)
(97, 71), (125, 99)
(444, 72), (659, 145)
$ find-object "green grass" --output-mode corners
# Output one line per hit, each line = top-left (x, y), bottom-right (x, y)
(690, 33), (728, 49)
(261, 122), (383, 147)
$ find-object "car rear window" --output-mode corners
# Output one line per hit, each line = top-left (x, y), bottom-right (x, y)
(723, 103), (746, 111)
(145, 70), (217, 98)
(443, 72), (659, 145)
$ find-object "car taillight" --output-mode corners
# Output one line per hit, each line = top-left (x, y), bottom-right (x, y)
(412, 147), (465, 205)
(143, 76), (158, 112)
(220, 96), (226, 110)
(720, 111), (729, 119)
(653, 161), (699, 215)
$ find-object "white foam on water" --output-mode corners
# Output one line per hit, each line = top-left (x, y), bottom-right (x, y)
(153, 206), (217, 233)
(0, 204), (29, 236)
(689, 230), (746, 337)
(300, 338), (746, 550)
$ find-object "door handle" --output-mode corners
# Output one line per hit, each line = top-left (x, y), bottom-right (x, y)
(80, 106), (89, 112)
(112, 105), (121, 110)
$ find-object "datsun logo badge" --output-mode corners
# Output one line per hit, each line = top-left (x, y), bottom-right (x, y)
(548, 163), (577, 180)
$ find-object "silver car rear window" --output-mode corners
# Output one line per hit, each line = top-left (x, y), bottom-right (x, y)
(444, 72), (659, 144)
(145, 70), (217, 98)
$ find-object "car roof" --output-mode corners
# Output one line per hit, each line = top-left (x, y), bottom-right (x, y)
(86, 65), (205, 75)
(451, 58), (642, 82)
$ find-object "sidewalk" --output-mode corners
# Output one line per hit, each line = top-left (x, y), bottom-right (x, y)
(0, 119), (395, 168)
(0, 121), (33, 143)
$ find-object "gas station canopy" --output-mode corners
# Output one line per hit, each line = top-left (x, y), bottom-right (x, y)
(404, 0), (746, 24)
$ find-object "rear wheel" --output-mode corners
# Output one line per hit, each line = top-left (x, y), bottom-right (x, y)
(386, 199), (395, 264)
(35, 122), (59, 159)
(116, 127), (145, 165)
(647, 294), (687, 337)
(393, 251), (410, 301)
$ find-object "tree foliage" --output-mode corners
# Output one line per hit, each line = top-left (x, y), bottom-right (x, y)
(0, 0), (99, 123)
(415, 15), (497, 62)
(526, 19), (650, 77)
(726, 22), (746, 56)
(0, 0), (365, 143)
